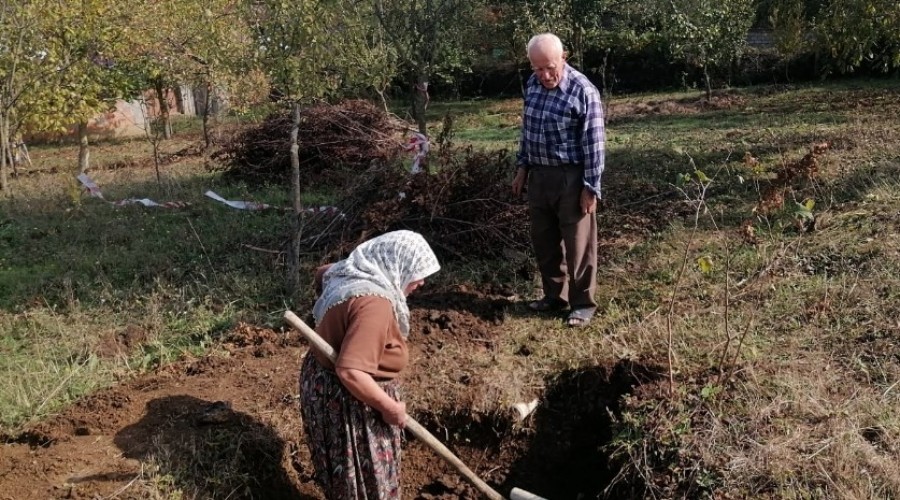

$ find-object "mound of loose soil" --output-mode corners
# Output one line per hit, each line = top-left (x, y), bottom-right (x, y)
(0, 290), (661, 500)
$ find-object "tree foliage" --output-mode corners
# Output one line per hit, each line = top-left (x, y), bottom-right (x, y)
(20, 1), (138, 133)
(504, 0), (606, 69)
(123, 0), (255, 144)
(815, 0), (900, 74)
(245, 0), (386, 103)
(1, 0), (138, 178)
(0, 0), (49, 191)
(374, 0), (483, 133)
(661, 0), (755, 97)
(768, 0), (810, 80)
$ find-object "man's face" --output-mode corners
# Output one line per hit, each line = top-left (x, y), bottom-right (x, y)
(529, 46), (564, 89)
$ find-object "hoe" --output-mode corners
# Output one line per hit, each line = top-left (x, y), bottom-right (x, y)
(285, 310), (547, 500)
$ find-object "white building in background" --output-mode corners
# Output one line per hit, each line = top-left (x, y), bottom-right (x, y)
(25, 84), (226, 142)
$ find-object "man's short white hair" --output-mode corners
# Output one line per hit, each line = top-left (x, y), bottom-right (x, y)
(526, 33), (564, 57)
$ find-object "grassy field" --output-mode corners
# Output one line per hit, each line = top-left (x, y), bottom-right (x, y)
(2, 78), (899, 498)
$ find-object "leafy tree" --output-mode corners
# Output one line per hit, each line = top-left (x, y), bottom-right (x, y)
(121, 1), (192, 141)
(492, 0), (609, 85)
(492, 0), (659, 100)
(761, 0), (898, 76)
(661, 0), (755, 98)
(124, 0), (254, 148)
(0, 0), (48, 192)
(769, 0), (809, 80)
(374, 0), (482, 134)
(590, 0), (659, 97)
(485, 3), (532, 93)
(17, 0), (138, 174)
(814, 0), (900, 74)
(514, 0), (607, 70)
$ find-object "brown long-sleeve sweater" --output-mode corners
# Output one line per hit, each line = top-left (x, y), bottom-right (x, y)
(313, 295), (408, 380)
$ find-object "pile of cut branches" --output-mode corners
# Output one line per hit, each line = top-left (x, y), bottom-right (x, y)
(213, 99), (403, 184)
(293, 147), (530, 261)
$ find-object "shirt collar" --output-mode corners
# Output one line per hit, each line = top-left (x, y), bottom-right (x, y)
(530, 63), (573, 93)
(557, 63), (572, 93)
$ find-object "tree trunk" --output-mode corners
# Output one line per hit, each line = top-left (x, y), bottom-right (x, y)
(600, 49), (609, 93)
(703, 66), (712, 101)
(571, 23), (583, 69)
(375, 87), (390, 114)
(519, 65), (526, 97)
(0, 112), (8, 194)
(151, 132), (162, 185)
(78, 121), (90, 174)
(153, 78), (173, 140)
(600, 48), (612, 116)
(287, 101), (302, 300)
(3, 117), (15, 178)
(411, 72), (429, 135)
(5, 137), (14, 176)
(202, 81), (212, 149)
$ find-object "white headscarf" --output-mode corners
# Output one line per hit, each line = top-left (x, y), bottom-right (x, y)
(312, 230), (441, 337)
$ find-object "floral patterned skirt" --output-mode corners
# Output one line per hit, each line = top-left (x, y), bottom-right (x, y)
(300, 352), (403, 500)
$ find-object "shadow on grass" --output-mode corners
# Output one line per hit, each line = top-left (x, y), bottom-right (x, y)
(822, 158), (900, 205)
(111, 395), (313, 499)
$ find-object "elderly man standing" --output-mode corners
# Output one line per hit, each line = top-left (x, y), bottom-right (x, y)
(511, 33), (605, 328)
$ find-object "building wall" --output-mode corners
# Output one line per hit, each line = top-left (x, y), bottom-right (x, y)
(87, 85), (195, 139)
(23, 84), (216, 143)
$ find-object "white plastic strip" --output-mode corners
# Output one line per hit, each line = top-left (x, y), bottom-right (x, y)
(78, 174), (344, 217)
(204, 190), (272, 210)
(78, 173), (190, 208)
(205, 190), (344, 217)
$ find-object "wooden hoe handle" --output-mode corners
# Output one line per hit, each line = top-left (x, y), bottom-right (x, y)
(284, 310), (506, 500)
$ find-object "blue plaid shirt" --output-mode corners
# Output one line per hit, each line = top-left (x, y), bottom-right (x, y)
(517, 64), (605, 198)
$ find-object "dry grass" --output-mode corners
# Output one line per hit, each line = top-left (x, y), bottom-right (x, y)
(594, 80), (900, 498)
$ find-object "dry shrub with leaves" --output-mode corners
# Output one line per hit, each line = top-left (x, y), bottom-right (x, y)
(741, 143), (829, 244)
(754, 142), (827, 216)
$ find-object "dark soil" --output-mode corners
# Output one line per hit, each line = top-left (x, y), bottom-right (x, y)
(0, 291), (661, 500)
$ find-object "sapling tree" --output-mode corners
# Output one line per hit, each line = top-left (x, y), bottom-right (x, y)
(769, 0), (809, 80)
(374, 0), (481, 134)
(244, 0), (389, 299)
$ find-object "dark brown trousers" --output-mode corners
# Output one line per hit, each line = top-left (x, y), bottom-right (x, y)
(527, 165), (598, 311)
